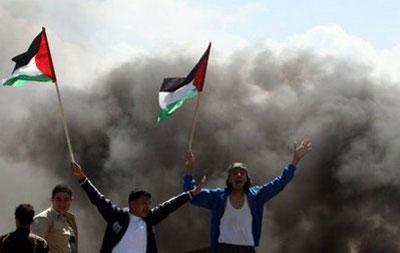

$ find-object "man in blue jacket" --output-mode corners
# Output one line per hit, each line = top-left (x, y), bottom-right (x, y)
(72, 161), (205, 253)
(183, 139), (312, 253)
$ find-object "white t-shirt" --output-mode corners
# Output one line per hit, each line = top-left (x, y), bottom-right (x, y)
(112, 213), (147, 253)
(218, 196), (254, 246)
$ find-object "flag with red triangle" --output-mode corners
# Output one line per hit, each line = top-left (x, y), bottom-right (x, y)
(157, 43), (211, 123)
(2, 28), (56, 87)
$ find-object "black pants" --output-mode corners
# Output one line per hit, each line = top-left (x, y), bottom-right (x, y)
(217, 243), (255, 253)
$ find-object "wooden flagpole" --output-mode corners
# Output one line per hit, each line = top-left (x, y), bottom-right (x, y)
(42, 27), (75, 162)
(187, 42), (211, 151)
(54, 81), (75, 162)
(188, 93), (202, 151)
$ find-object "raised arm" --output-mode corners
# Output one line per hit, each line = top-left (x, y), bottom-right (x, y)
(150, 176), (206, 225)
(183, 150), (218, 209)
(71, 162), (122, 223)
(183, 150), (196, 191)
(257, 139), (312, 203)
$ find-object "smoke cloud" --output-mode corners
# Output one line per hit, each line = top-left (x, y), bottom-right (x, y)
(1, 3), (400, 250)
(1, 43), (400, 253)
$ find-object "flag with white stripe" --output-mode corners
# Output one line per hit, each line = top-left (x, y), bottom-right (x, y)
(157, 43), (211, 124)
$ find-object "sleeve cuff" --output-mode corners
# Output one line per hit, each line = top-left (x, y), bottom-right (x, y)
(79, 177), (88, 185)
(184, 175), (194, 181)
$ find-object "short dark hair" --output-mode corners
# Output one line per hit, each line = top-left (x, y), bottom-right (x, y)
(15, 204), (34, 226)
(52, 184), (73, 199)
(128, 190), (151, 202)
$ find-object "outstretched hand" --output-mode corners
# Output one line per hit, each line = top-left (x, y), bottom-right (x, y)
(292, 139), (312, 167)
(71, 161), (86, 181)
(190, 176), (207, 196)
(184, 150), (194, 175)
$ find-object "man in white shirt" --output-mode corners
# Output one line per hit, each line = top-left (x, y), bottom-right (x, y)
(72, 161), (205, 253)
(184, 139), (312, 253)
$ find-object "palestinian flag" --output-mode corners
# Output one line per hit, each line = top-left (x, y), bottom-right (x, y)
(2, 27), (56, 87)
(157, 43), (211, 123)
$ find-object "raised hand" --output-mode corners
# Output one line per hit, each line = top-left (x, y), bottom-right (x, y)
(184, 150), (195, 175)
(190, 176), (207, 196)
(71, 161), (86, 181)
(292, 139), (312, 167)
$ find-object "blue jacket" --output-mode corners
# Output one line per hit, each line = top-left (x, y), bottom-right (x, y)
(183, 164), (296, 253)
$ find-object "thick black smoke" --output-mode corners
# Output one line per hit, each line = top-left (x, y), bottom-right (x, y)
(1, 46), (400, 253)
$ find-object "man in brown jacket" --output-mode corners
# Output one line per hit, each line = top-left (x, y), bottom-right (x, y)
(32, 184), (78, 253)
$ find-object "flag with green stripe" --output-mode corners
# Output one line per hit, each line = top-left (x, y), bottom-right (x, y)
(157, 43), (211, 124)
(2, 28), (56, 87)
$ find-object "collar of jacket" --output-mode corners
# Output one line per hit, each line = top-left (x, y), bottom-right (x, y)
(49, 206), (75, 221)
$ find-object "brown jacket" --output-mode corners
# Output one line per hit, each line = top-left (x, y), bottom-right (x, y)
(31, 207), (78, 253)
